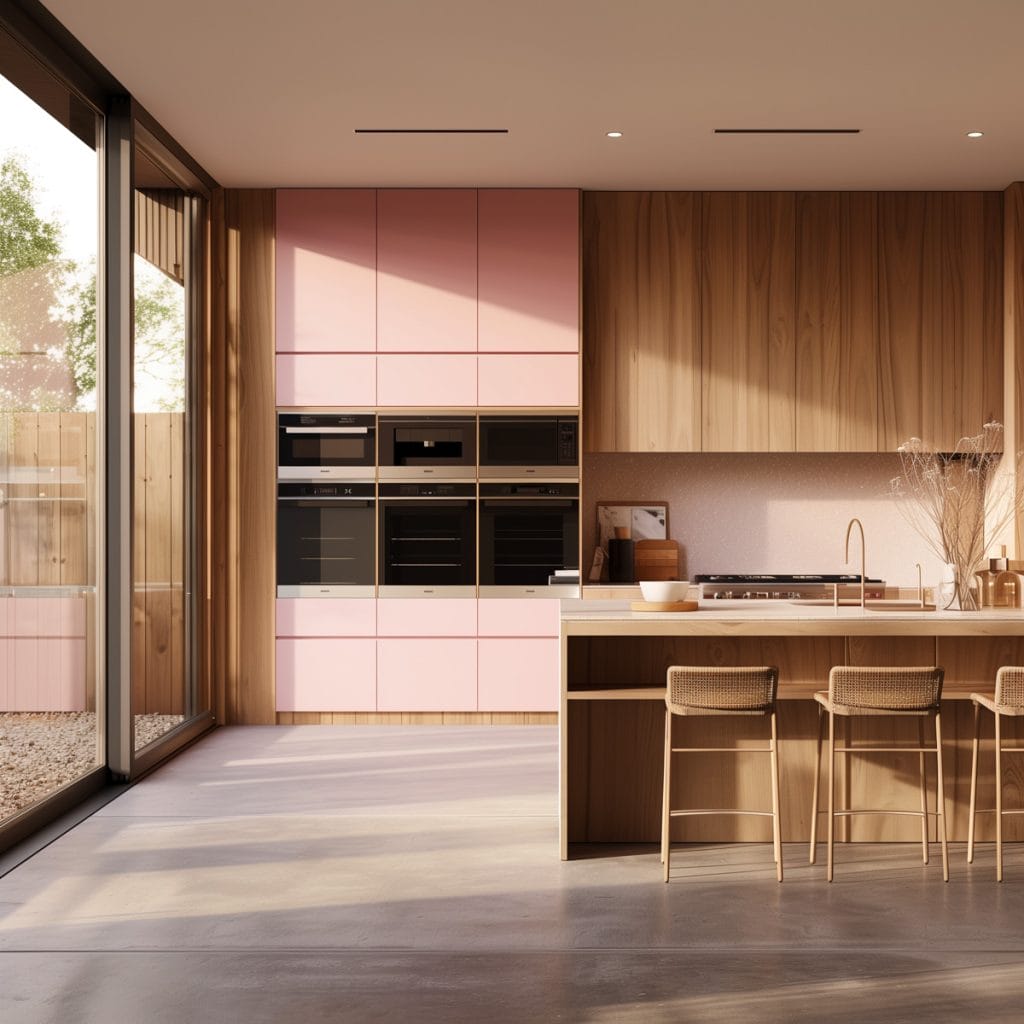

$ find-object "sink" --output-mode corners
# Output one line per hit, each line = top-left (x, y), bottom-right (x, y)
(789, 598), (936, 612)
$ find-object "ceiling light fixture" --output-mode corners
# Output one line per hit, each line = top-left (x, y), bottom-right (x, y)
(965, 130), (984, 138)
(606, 131), (623, 138)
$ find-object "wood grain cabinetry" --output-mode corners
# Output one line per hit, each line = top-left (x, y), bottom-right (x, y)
(582, 192), (701, 452)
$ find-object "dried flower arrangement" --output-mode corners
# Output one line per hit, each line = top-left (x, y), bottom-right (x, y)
(890, 422), (1022, 610)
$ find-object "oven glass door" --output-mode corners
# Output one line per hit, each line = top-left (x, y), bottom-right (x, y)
(277, 499), (375, 587)
(278, 415), (375, 472)
(479, 499), (578, 585)
(479, 418), (558, 466)
(379, 500), (476, 586)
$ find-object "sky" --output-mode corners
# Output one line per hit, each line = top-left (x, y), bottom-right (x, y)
(0, 72), (99, 264)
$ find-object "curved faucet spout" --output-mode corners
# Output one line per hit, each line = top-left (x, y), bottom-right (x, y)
(845, 518), (867, 608)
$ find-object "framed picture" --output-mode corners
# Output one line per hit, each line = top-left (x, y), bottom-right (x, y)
(596, 502), (669, 550)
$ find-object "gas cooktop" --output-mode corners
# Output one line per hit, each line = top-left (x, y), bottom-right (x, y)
(694, 574), (886, 600)
(695, 574), (883, 584)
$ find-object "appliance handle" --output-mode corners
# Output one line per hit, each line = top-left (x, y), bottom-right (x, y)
(482, 499), (576, 507)
(284, 427), (370, 435)
(277, 498), (374, 506)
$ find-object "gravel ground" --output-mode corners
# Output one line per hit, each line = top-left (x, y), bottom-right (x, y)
(0, 712), (185, 821)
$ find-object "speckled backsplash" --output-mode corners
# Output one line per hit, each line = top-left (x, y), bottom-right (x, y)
(582, 452), (947, 589)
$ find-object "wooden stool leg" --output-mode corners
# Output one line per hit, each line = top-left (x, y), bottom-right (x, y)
(967, 701), (981, 864)
(662, 708), (672, 881)
(827, 710), (836, 882)
(809, 703), (823, 864)
(995, 710), (1003, 883)
(934, 710), (949, 883)
(770, 709), (783, 882)
(918, 717), (929, 864)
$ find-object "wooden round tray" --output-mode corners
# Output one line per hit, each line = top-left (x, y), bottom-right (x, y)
(630, 600), (699, 613)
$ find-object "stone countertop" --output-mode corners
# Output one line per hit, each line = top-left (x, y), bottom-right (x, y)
(560, 599), (1024, 636)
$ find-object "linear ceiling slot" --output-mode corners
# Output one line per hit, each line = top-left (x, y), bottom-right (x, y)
(714, 128), (861, 134)
(354, 128), (509, 134)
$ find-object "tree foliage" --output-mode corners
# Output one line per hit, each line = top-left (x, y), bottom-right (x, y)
(0, 154), (62, 275)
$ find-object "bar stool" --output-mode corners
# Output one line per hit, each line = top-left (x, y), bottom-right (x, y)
(661, 665), (782, 883)
(968, 667), (1024, 881)
(808, 665), (948, 882)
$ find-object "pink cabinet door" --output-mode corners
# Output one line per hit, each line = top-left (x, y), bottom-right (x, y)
(276, 354), (376, 406)
(478, 638), (558, 712)
(377, 190), (477, 352)
(376, 598), (477, 637)
(376, 638), (477, 711)
(477, 598), (560, 637)
(276, 599), (376, 637)
(276, 190), (376, 353)
(478, 354), (579, 407)
(478, 190), (580, 353)
(376, 354), (477, 406)
(276, 638), (376, 712)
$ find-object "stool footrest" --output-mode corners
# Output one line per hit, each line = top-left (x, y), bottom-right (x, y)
(671, 746), (774, 753)
(670, 809), (775, 817)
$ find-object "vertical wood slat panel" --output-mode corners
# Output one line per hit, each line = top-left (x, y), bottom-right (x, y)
(795, 193), (879, 451)
(36, 412), (61, 586)
(701, 192), (796, 451)
(1005, 183), (1024, 555)
(134, 189), (185, 285)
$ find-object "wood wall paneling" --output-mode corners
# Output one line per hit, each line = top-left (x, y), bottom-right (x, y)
(700, 192), (796, 451)
(795, 192), (878, 451)
(582, 192), (701, 452)
(1006, 182), (1024, 555)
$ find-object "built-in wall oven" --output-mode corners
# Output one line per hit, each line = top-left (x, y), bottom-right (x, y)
(478, 415), (578, 479)
(278, 413), (376, 481)
(479, 483), (579, 596)
(277, 482), (376, 596)
(378, 415), (476, 479)
(378, 483), (476, 597)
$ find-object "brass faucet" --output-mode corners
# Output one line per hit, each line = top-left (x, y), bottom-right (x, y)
(845, 518), (866, 609)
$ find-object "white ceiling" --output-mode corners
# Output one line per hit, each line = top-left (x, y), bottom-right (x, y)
(40, 0), (1024, 190)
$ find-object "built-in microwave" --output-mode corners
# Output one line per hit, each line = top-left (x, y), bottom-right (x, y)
(478, 415), (579, 479)
(278, 413), (376, 481)
(378, 415), (476, 480)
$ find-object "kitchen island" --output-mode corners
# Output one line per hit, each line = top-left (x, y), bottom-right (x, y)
(559, 601), (1024, 858)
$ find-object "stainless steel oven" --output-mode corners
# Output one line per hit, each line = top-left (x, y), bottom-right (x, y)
(378, 483), (476, 596)
(277, 482), (375, 596)
(479, 483), (579, 596)
(378, 415), (476, 480)
(278, 412), (376, 481)
(478, 415), (578, 479)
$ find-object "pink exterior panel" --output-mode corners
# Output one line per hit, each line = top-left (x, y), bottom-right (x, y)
(478, 190), (580, 353)
(377, 190), (478, 352)
(477, 638), (559, 712)
(376, 598), (476, 637)
(275, 638), (377, 712)
(276, 190), (377, 353)
(478, 354), (579, 407)
(477, 598), (560, 637)
(376, 638), (477, 711)
(276, 353), (376, 407)
(376, 354), (477, 407)
(276, 598), (376, 638)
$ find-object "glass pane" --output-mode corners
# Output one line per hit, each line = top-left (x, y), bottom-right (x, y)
(131, 179), (190, 750)
(0, 69), (100, 820)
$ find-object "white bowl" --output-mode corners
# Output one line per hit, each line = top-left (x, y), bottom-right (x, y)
(639, 580), (689, 603)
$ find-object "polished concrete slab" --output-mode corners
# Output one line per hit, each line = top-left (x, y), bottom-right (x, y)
(2, 725), (1024, 1022)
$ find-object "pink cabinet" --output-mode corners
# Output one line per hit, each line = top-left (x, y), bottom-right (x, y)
(276, 190), (377, 353)
(376, 354), (477, 406)
(477, 598), (560, 637)
(376, 598), (476, 637)
(478, 354), (579, 407)
(276, 599), (376, 637)
(478, 190), (580, 353)
(477, 638), (559, 712)
(276, 353), (376, 407)
(276, 638), (376, 712)
(376, 638), (477, 711)
(377, 190), (477, 352)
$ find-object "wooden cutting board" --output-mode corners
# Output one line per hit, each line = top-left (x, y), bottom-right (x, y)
(630, 600), (698, 613)
(634, 539), (679, 582)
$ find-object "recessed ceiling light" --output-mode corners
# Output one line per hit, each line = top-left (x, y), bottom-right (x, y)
(606, 131), (623, 139)
(966, 130), (984, 138)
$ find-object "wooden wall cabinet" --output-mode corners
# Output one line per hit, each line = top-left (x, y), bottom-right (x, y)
(582, 192), (701, 452)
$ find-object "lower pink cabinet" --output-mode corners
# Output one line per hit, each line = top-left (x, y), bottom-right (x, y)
(478, 354), (578, 407)
(477, 638), (559, 712)
(276, 353), (376, 407)
(276, 638), (377, 712)
(376, 638), (477, 712)
(376, 354), (477, 407)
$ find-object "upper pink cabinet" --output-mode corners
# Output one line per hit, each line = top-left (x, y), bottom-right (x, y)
(377, 190), (478, 353)
(477, 190), (580, 353)
(276, 190), (377, 353)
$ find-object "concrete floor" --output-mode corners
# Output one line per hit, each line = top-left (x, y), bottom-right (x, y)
(1, 725), (1024, 1023)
